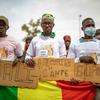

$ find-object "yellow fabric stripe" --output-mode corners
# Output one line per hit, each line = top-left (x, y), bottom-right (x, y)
(18, 81), (62, 100)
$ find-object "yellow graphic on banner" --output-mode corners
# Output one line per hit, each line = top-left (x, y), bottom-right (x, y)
(0, 48), (8, 59)
(42, 45), (54, 56)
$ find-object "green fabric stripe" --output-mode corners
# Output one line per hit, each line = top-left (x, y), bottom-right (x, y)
(0, 86), (18, 100)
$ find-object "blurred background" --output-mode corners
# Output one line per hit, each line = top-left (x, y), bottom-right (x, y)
(0, 0), (100, 45)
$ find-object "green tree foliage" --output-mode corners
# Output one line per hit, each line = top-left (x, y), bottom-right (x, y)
(22, 18), (41, 40)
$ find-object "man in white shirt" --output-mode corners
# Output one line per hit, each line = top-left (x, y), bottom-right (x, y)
(25, 13), (66, 66)
(68, 18), (100, 64)
(67, 18), (100, 100)
(0, 16), (23, 99)
(0, 16), (23, 61)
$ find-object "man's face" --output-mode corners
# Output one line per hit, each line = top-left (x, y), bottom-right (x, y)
(41, 18), (54, 35)
(26, 40), (31, 48)
(82, 19), (95, 30)
(0, 20), (8, 37)
(65, 41), (71, 48)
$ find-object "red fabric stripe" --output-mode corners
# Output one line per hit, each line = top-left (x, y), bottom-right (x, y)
(57, 80), (96, 100)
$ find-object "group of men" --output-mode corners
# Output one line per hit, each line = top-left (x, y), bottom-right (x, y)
(0, 14), (100, 100)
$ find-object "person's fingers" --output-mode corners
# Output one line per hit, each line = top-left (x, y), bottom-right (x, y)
(25, 59), (31, 65)
(19, 58), (25, 63)
(12, 61), (17, 67)
(30, 60), (35, 67)
(93, 83), (100, 86)
(25, 59), (35, 67)
(12, 58), (19, 67)
(93, 61), (96, 65)
(79, 56), (96, 64)
(70, 78), (79, 84)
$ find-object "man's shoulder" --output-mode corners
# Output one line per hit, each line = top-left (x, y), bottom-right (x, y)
(6, 35), (21, 46)
(31, 34), (41, 42)
(54, 36), (64, 43)
(73, 38), (100, 48)
(3, 35), (17, 42)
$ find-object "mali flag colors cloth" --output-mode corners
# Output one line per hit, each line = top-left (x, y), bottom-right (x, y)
(0, 81), (96, 100)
